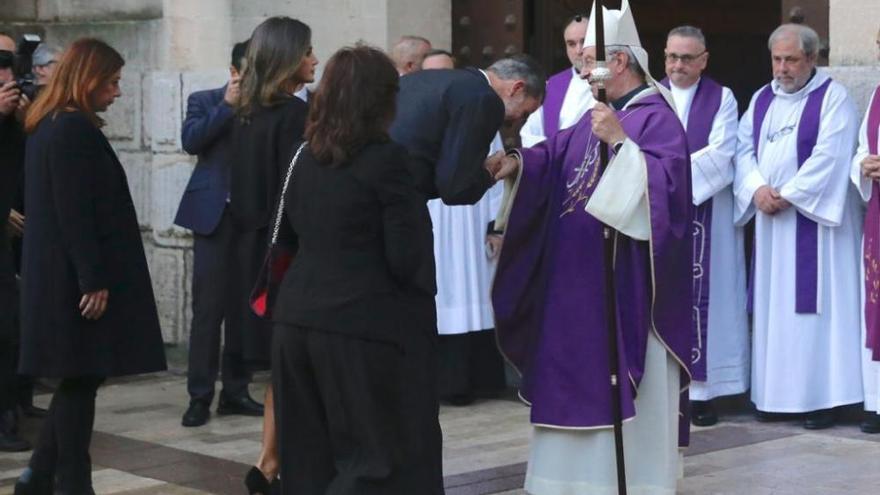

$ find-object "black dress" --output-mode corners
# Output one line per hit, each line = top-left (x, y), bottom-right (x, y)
(228, 97), (307, 369)
(271, 141), (443, 494)
(18, 111), (166, 378)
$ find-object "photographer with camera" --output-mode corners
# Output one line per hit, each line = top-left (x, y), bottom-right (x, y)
(0, 31), (31, 453)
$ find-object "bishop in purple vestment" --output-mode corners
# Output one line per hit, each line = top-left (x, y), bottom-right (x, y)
(491, 2), (693, 490)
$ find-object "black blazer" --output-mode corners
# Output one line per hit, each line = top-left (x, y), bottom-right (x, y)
(389, 67), (505, 205)
(174, 86), (235, 235)
(229, 97), (308, 230)
(18, 111), (167, 378)
(272, 141), (435, 343)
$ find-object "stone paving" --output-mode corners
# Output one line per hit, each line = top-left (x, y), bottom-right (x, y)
(1, 372), (879, 494)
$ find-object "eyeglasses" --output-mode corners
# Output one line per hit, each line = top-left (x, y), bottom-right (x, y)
(664, 52), (706, 64)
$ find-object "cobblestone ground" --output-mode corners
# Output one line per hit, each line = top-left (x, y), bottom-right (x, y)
(1, 371), (878, 494)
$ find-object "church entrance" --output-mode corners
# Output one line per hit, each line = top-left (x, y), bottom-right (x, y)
(451, 0), (830, 113)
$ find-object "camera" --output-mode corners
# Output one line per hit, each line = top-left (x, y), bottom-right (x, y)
(0, 34), (42, 100)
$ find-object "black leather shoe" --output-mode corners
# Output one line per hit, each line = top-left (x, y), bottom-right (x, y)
(244, 466), (273, 495)
(20, 404), (48, 419)
(13, 468), (53, 495)
(0, 411), (30, 452)
(691, 400), (718, 427)
(860, 412), (880, 434)
(217, 393), (264, 417)
(804, 409), (835, 430)
(182, 401), (210, 427)
(754, 409), (784, 422)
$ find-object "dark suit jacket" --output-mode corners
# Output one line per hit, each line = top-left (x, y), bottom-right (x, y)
(229, 97), (308, 230)
(174, 86), (234, 235)
(389, 67), (505, 205)
(19, 111), (166, 378)
(273, 141), (435, 342)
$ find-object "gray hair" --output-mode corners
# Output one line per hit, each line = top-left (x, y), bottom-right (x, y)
(32, 43), (61, 67)
(390, 35), (431, 70)
(668, 25), (707, 49)
(607, 45), (645, 78)
(487, 54), (546, 99)
(768, 23), (820, 57)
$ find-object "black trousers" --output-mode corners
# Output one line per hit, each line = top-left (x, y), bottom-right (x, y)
(28, 376), (105, 494)
(187, 209), (250, 403)
(437, 329), (507, 400)
(272, 323), (444, 494)
(0, 238), (18, 413)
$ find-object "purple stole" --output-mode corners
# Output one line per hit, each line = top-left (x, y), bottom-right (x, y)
(661, 77), (723, 381)
(863, 86), (880, 361)
(751, 78), (832, 315)
(542, 69), (574, 137)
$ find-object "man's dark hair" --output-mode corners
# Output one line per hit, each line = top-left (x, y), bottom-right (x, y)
(231, 39), (250, 71)
(306, 45), (399, 167)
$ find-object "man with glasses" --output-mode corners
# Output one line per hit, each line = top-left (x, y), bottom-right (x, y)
(660, 26), (748, 427)
(519, 14), (593, 147)
(31, 44), (60, 87)
(734, 23), (863, 430)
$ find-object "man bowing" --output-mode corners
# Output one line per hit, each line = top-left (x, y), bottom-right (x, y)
(492, 1), (692, 492)
(662, 25), (749, 427)
(734, 23), (863, 430)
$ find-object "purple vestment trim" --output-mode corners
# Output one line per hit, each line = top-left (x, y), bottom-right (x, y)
(661, 77), (723, 381)
(863, 86), (880, 360)
(542, 69), (574, 138)
(751, 78), (831, 315)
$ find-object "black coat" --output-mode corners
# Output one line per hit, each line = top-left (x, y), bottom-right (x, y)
(229, 97), (308, 230)
(18, 111), (167, 378)
(273, 141), (435, 343)
(389, 68), (505, 205)
(0, 115), (24, 341)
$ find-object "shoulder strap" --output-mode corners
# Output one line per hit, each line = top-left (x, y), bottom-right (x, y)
(270, 142), (307, 246)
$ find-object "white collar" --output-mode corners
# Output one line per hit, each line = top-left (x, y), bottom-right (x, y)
(479, 69), (492, 86)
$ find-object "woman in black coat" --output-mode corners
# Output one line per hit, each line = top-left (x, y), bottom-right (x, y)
(271, 46), (440, 494)
(229, 16), (317, 494)
(14, 39), (166, 495)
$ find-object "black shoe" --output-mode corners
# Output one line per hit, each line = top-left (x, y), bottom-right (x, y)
(691, 400), (718, 427)
(217, 393), (264, 417)
(13, 468), (53, 495)
(0, 430), (31, 452)
(442, 394), (475, 407)
(20, 404), (48, 419)
(182, 401), (211, 427)
(860, 412), (880, 434)
(804, 408), (835, 430)
(244, 466), (273, 495)
(754, 409), (784, 422)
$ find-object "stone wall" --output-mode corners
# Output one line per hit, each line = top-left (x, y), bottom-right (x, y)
(828, 0), (879, 114)
(1, 0), (452, 345)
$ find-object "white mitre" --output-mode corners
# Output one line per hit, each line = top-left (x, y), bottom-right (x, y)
(584, 0), (675, 108)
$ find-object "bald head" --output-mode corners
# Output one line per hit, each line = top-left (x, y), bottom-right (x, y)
(0, 33), (15, 52)
(390, 35), (432, 75)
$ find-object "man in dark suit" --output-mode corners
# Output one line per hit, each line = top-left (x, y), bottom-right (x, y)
(175, 40), (263, 427)
(390, 54), (545, 208)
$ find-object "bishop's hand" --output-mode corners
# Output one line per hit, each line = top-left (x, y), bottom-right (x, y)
(861, 155), (880, 180)
(493, 154), (521, 181)
(591, 103), (627, 145)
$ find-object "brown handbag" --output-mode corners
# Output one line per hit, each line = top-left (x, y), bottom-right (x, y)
(249, 142), (306, 318)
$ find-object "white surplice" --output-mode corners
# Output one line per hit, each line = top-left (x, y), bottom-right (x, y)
(669, 80), (750, 401)
(520, 68), (595, 148)
(850, 86), (880, 413)
(525, 93), (682, 494)
(428, 134), (504, 335)
(734, 70), (863, 413)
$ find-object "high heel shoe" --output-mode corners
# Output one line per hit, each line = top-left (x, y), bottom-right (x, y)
(244, 466), (273, 495)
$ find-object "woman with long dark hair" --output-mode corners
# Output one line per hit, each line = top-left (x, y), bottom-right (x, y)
(270, 45), (441, 494)
(14, 38), (166, 494)
(228, 16), (318, 494)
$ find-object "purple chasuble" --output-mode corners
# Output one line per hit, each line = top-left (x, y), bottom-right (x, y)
(863, 86), (880, 361)
(493, 92), (694, 446)
(751, 78), (832, 314)
(542, 69), (574, 138)
(661, 77), (723, 381)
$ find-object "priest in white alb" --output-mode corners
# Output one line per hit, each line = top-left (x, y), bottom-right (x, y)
(734, 23), (863, 429)
(661, 25), (748, 427)
(850, 24), (880, 435)
(520, 14), (594, 147)
(492, 2), (693, 493)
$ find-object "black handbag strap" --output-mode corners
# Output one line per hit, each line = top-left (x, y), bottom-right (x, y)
(270, 142), (307, 246)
